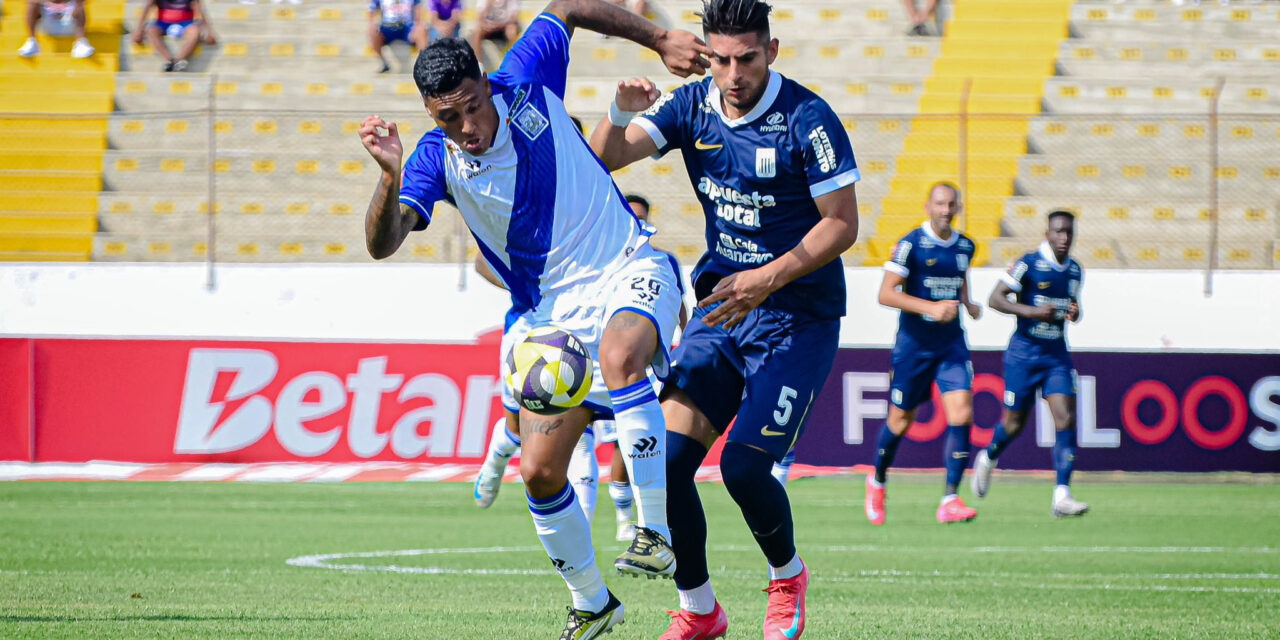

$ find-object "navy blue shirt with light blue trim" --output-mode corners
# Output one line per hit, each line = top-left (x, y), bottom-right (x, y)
(634, 72), (860, 320)
(885, 223), (975, 351)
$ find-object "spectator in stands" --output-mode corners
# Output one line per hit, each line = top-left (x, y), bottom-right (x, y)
(132, 0), (216, 72)
(369, 0), (428, 74)
(470, 0), (520, 69)
(902, 0), (940, 36)
(427, 0), (462, 43)
(16, 0), (95, 58)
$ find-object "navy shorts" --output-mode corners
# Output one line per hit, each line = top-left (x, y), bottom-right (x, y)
(665, 306), (839, 462)
(889, 338), (972, 412)
(379, 23), (412, 43)
(1003, 352), (1076, 412)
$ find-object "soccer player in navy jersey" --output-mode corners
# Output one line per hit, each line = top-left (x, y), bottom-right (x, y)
(866, 182), (983, 526)
(590, 1), (859, 637)
(358, 2), (710, 636)
(972, 210), (1089, 518)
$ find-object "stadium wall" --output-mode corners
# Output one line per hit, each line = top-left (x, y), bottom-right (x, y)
(0, 264), (1276, 471)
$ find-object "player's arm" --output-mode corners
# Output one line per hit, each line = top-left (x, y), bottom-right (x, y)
(590, 77), (661, 171)
(879, 270), (958, 322)
(988, 280), (1056, 322)
(359, 115), (419, 259)
(541, 0), (709, 76)
(475, 255), (508, 290)
(960, 275), (982, 320)
(701, 185), (861, 329)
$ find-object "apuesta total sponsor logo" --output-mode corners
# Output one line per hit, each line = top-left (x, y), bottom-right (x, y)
(174, 349), (502, 459)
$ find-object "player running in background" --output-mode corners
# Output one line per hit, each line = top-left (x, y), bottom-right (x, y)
(590, 1), (859, 636)
(972, 210), (1089, 518)
(867, 182), (982, 526)
(358, 2), (709, 635)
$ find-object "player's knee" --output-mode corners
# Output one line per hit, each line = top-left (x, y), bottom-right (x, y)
(949, 405), (974, 426)
(519, 458), (566, 498)
(719, 442), (774, 498)
(598, 340), (649, 388)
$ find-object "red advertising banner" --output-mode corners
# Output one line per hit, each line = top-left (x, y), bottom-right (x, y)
(0, 338), (507, 464)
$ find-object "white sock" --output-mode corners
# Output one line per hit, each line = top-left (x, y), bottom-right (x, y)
(1054, 484), (1071, 503)
(769, 553), (804, 581)
(941, 493), (959, 504)
(677, 579), (717, 615)
(484, 417), (520, 466)
(568, 427), (599, 522)
(528, 483), (609, 612)
(867, 476), (884, 489)
(609, 378), (669, 540)
(771, 462), (791, 485)
(609, 481), (633, 518)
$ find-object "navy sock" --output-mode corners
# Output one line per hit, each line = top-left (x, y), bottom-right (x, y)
(1053, 428), (1077, 487)
(873, 422), (903, 484)
(666, 431), (710, 590)
(721, 442), (795, 569)
(988, 422), (1012, 460)
(943, 424), (971, 495)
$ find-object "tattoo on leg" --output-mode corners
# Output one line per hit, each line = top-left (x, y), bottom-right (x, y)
(609, 313), (641, 331)
(526, 417), (565, 436)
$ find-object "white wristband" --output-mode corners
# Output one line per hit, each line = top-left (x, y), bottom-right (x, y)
(608, 101), (639, 128)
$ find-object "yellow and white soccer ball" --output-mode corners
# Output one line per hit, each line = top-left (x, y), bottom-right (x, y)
(505, 326), (593, 415)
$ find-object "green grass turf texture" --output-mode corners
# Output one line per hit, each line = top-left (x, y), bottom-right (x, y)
(2, 476), (1277, 639)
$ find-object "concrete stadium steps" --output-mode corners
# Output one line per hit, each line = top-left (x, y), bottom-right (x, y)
(100, 149), (374, 192)
(0, 0), (122, 262)
(107, 112), (426, 152)
(1070, 1), (1280, 41)
(1044, 77), (1278, 114)
(1002, 215), (1270, 241)
(1027, 118), (1280, 156)
(1059, 39), (1280, 67)
(1004, 197), (1275, 227)
(990, 237), (1275, 270)
(92, 232), (470, 262)
(1015, 157), (1280, 199)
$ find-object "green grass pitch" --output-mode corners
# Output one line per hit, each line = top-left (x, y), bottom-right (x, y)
(2, 476), (1277, 639)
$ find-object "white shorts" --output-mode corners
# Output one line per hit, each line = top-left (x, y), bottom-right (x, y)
(500, 245), (682, 418)
(592, 420), (617, 444)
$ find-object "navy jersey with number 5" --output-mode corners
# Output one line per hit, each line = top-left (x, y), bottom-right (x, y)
(1000, 241), (1083, 357)
(884, 222), (976, 351)
(633, 71), (860, 320)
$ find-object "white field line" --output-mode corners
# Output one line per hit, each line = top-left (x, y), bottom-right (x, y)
(285, 547), (1280, 594)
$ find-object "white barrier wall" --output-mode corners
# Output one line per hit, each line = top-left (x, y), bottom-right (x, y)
(1, 263), (1277, 352)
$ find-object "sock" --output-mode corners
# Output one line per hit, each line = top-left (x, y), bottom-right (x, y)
(771, 449), (796, 485)
(873, 422), (904, 484)
(528, 483), (608, 613)
(721, 442), (796, 569)
(677, 580), (717, 615)
(943, 424), (972, 495)
(1053, 428), (1077, 488)
(667, 431), (710, 591)
(567, 427), (598, 522)
(1054, 484), (1071, 503)
(769, 553), (804, 581)
(609, 481), (633, 518)
(988, 422), (1012, 460)
(610, 379), (669, 540)
(484, 417), (520, 465)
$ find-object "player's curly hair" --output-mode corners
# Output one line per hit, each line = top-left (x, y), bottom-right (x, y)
(699, 0), (772, 39)
(1047, 209), (1076, 223)
(413, 37), (482, 98)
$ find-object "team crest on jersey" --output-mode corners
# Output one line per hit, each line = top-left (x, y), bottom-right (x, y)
(957, 254), (969, 271)
(1038, 281), (1051, 289)
(926, 258), (937, 266)
(759, 111), (787, 133)
(512, 104), (549, 140)
(755, 148), (777, 178)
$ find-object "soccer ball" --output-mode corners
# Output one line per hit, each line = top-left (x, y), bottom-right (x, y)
(506, 326), (593, 415)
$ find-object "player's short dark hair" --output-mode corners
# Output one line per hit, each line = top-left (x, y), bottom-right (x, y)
(413, 37), (482, 99)
(699, 0), (772, 39)
(625, 193), (650, 211)
(928, 181), (960, 199)
(1047, 209), (1076, 224)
